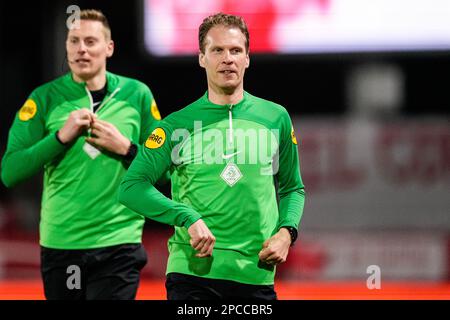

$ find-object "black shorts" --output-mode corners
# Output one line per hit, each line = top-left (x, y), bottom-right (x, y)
(40, 243), (147, 300)
(166, 272), (277, 300)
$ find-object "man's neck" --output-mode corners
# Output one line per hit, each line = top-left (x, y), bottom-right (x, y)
(73, 70), (107, 91)
(208, 86), (244, 106)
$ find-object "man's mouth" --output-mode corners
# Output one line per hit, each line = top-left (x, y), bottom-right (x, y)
(219, 70), (236, 75)
(75, 59), (90, 63)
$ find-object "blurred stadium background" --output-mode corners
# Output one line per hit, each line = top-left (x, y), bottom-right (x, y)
(0, 0), (449, 299)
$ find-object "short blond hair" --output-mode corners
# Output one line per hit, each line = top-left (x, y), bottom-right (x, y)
(70, 9), (112, 40)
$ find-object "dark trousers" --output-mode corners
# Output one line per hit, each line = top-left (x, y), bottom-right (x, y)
(41, 243), (147, 300)
(166, 272), (277, 300)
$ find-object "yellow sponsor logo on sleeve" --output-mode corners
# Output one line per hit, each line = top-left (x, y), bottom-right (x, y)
(291, 127), (298, 145)
(19, 99), (37, 121)
(150, 99), (161, 120)
(145, 127), (166, 149)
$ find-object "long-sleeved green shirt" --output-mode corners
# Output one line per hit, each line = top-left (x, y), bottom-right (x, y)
(1, 72), (160, 249)
(119, 91), (305, 285)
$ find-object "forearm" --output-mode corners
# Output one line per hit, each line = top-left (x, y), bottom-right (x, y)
(1, 133), (66, 187)
(278, 187), (306, 230)
(118, 177), (201, 228)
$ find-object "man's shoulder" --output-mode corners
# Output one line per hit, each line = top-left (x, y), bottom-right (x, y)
(161, 96), (205, 128)
(245, 92), (291, 128)
(173, 95), (207, 115)
(31, 73), (69, 97)
(107, 72), (150, 93)
(246, 92), (287, 115)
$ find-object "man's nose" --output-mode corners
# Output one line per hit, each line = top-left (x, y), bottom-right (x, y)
(77, 42), (87, 53)
(222, 50), (233, 64)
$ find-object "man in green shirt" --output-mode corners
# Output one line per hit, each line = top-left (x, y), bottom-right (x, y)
(119, 13), (305, 300)
(1, 9), (161, 299)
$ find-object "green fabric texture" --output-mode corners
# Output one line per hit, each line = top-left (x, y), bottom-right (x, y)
(1, 72), (159, 249)
(119, 91), (305, 285)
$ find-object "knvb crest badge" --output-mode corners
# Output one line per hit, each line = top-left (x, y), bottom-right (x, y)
(220, 162), (243, 187)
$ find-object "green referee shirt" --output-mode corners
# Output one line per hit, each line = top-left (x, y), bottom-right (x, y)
(1, 72), (161, 249)
(119, 91), (305, 285)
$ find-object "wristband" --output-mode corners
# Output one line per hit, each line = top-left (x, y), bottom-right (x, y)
(123, 142), (137, 162)
(281, 226), (298, 246)
(55, 130), (67, 146)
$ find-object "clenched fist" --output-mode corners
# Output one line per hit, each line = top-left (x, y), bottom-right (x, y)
(85, 119), (131, 156)
(188, 219), (216, 258)
(57, 109), (95, 144)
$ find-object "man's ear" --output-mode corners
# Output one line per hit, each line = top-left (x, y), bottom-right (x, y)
(107, 40), (114, 58)
(199, 51), (205, 68)
(245, 52), (250, 69)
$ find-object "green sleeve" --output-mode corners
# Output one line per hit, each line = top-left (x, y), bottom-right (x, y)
(123, 83), (161, 168)
(1, 94), (67, 187)
(138, 84), (160, 145)
(118, 122), (202, 228)
(276, 111), (306, 231)
(137, 84), (171, 184)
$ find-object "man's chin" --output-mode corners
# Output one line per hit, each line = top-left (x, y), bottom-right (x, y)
(71, 68), (96, 81)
